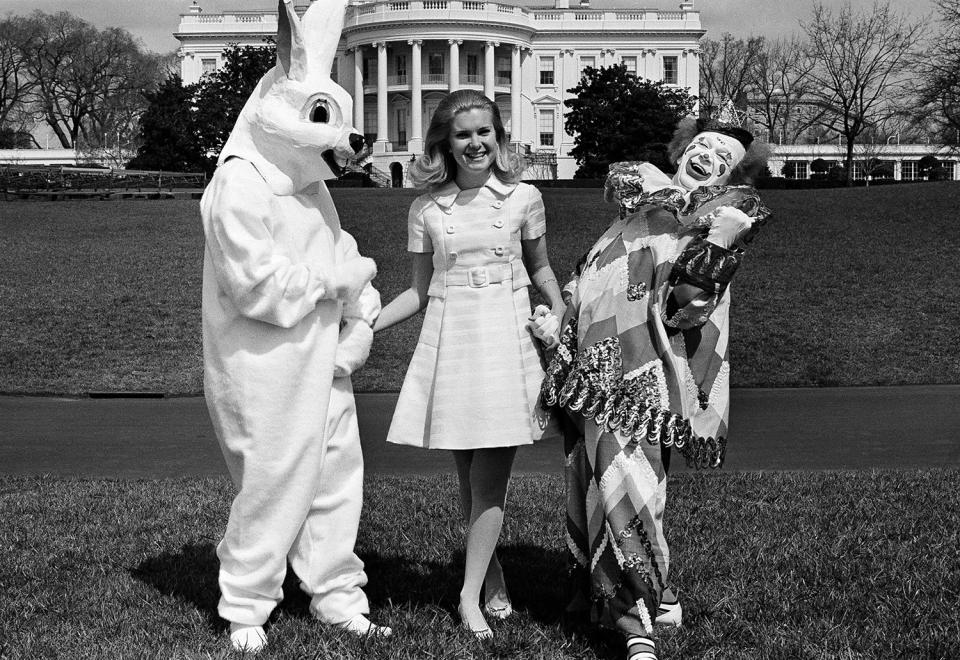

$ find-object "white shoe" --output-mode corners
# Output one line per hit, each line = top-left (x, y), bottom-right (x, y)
(337, 613), (392, 637)
(654, 599), (682, 627)
(229, 623), (267, 653)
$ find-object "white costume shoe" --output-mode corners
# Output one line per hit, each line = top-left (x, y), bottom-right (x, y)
(229, 623), (267, 653)
(654, 599), (682, 627)
(337, 613), (392, 637)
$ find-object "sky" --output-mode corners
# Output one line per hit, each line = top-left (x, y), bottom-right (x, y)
(0, 0), (939, 54)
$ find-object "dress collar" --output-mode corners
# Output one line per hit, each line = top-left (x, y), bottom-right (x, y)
(429, 174), (518, 209)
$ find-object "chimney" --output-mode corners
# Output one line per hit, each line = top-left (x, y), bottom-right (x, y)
(189, 0), (202, 14)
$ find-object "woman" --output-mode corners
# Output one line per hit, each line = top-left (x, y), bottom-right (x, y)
(374, 89), (565, 639)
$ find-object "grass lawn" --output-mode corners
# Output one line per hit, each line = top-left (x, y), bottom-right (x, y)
(1, 470), (957, 659)
(2, 183), (960, 394)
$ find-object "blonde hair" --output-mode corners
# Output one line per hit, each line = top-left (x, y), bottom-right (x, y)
(407, 89), (525, 190)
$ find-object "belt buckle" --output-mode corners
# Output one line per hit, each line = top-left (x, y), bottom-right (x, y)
(468, 266), (489, 287)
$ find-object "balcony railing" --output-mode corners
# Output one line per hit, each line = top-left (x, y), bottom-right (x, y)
(388, 74), (408, 85)
(423, 73), (447, 84)
(461, 74), (481, 85)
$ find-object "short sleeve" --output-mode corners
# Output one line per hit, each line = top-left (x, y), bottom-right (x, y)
(406, 196), (433, 253)
(520, 185), (547, 240)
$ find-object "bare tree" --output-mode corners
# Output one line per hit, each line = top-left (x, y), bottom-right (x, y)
(915, 0), (960, 148)
(802, 1), (925, 185)
(17, 11), (162, 150)
(698, 33), (765, 120)
(747, 36), (825, 145)
(0, 15), (39, 147)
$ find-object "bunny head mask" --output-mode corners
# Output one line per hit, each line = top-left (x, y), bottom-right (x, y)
(217, 0), (364, 195)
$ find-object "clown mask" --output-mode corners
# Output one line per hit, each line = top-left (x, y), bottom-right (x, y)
(672, 131), (747, 190)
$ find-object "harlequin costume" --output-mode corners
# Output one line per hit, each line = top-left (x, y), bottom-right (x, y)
(541, 161), (771, 638)
(386, 177), (554, 449)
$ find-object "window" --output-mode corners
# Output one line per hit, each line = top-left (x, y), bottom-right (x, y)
(539, 56), (555, 85)
(396, 107), (408, 150)
(201, 58), (217, 76)
(621, 56), (637, 76)
(466, 54), (479, 83)
(362, 57), (375, 81)
(396, 54), (407, 78)
(901, 161), (918, 181)
(784, 161), (808, 180)
(539, 109), (555, 146)
(941, 160), (956, 179)
(579, 56), (595, 77)
(663, 56), (678, 84)
(364, 105), (377, 146)
(496, 56), (511, 84)
(428, 52), (444, 81)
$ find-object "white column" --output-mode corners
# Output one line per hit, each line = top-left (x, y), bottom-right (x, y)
(448, 39), (461, 92)
(484, 41), (497, 99)
(375, 41), (390, 152)
(353, 46), (364, 135)
(409, 39), (423, 153)
(894, 159), (902, 181)
(511, 45), (521, 145)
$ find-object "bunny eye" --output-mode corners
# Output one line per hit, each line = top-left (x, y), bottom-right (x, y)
(310, 102), (330, 123)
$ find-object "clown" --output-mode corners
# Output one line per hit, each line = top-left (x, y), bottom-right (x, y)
(200, 0), (388, 652)
(530, 118), (771, 660)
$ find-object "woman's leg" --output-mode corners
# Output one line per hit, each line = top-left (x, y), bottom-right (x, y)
(453, 451), (511, 614)
(452, 446), (517, 634)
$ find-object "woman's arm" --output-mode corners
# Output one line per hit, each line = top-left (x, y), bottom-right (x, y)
(521, 235), (565, 318)
(372, 252), (434, 332)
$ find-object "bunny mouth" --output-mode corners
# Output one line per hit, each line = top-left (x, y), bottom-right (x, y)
(322, 149), (346, 177)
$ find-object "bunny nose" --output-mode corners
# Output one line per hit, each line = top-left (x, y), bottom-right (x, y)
(349, 133), (366, 154)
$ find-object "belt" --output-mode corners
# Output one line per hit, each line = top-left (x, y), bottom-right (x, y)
(443, 264), (513, 288)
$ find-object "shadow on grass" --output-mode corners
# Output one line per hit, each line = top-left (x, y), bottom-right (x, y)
(129, 540), (620, 657)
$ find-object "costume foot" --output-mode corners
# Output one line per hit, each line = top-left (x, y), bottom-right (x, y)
(654, 598), (682, 627)
(229, 623), (267, 654)
(337, 614), (392, 637)
(458, 602), (493, 641)
(625, 635), (657, 660)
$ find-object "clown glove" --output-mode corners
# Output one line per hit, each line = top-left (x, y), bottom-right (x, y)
(527, 304), (560, 349)
(705, 206), (754, 250)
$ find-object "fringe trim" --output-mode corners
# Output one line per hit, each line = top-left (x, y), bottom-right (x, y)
(541, 320), (726, 469)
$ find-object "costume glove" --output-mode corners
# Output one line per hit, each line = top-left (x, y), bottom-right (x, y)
(705, 206), (754, 250)
(329, 257), (377, 303)
(334, 318), (374, 378)
(527, 304), (560, 348)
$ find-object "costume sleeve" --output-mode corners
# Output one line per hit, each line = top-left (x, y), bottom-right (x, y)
(407, 196), (433, 253)
(520, 185), (547, 240)
(339, 228), (382, 326)
(202, 162), (360, 328)
(662, 188), (772, 330)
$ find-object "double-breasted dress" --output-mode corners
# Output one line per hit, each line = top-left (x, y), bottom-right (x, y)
(386, 176), (554, 450)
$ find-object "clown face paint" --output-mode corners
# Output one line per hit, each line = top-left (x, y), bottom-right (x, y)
(673, 131), (747, 190)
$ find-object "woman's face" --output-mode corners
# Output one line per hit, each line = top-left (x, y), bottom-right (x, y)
(448, 108), (499, 185)
(673, 131), (747, 190)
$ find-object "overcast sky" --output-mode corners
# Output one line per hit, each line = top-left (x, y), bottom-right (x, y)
(0, 0), (938, 54)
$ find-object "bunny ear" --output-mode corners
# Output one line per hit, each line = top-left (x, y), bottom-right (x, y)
(301, 0), (348, 77)
(276, 0), (308, 82)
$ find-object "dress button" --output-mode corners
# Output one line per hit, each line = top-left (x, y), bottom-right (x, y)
(493, 219), (504, 229)
(446, 224), (455, 234)
(443, 207), (453, 215)
(491, 200), (503, 209)
(449, 251), (458, 261)
(494, 246), (504, 256)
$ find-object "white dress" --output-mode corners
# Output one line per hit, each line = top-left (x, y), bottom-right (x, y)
(386, 176), (555, 450)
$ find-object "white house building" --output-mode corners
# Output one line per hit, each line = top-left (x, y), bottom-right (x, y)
(174, 0), (704, 181)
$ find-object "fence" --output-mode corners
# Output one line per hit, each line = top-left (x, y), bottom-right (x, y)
(1, 165), (207, 200)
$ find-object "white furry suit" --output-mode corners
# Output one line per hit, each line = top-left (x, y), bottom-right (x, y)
(200, 0), (379, 628)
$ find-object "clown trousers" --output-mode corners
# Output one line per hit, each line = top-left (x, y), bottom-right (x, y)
(214, 378), (370, 626)
(565, 416), (671, 637)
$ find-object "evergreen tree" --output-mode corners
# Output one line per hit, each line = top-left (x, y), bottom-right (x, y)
(564, 64), (697, 179)
(127, 74), (203, 172)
